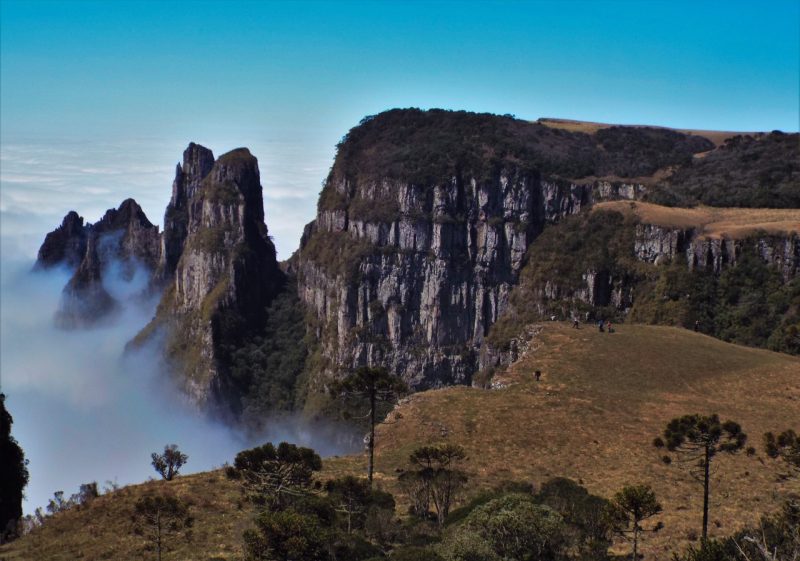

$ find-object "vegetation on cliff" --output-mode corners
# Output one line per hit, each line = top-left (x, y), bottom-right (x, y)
(325, 108), (712, 191)
(649, 131), (800, 208)
(487, 208), (800, 355)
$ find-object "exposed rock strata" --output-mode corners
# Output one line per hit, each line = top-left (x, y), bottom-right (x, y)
(35, 211), (88, 270)
(38, 199), (161, 327)
(137, 146), (284, 412)
(296, 172), (604, 389)
(635, 224), (799, 280)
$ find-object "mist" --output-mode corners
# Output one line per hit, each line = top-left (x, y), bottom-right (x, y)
(0, 255), (359, 514)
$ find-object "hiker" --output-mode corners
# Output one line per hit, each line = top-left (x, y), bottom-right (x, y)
(694, 320), (700, 332)
(572, 318), (580, 329)
(534, 370), (541, 381)
(598, 320), (605, 333)
(607, 321), (613, 333)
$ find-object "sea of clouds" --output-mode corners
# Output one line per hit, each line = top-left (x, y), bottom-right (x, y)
(0, 137), (356, 514)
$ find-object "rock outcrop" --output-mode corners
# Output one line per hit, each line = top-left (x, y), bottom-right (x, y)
(137, 146), (284, 413)
(296, 171), (599, 389)
(35, 211), (88, 270)
(38, 199), (161, 327)
(156, 143), (215, 282)
(31, 109), (800, 416)
(635, 224), (799, 280)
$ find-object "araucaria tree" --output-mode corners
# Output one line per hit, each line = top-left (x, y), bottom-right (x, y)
(227, 442), (322, 507)
(131, 494), (193, 561)
(151, 444), (188, 481)
(404, 443), (468, 527)
(612, 484), (662, 561)
(655, 413), (746, 541)
(764, 429), (799, 474)
(331, 366), (407, 485)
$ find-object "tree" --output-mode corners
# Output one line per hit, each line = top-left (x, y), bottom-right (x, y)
(131, 494), (193, 561)
(151, 444), (188, 481)
(655, 414), (746, 541)
(243, 509), (329, 561)
(612, 484), (663, 561)
(764, 429), (800, 474)
(0, 393), (28, 544)
(324, 475), (393, 535)
(227, 442), (322, 507)
(537, 477), (620, 558)
(331, 366), (407, 485)
(407, 443), (468, 527)
(446, 493), (566, 561)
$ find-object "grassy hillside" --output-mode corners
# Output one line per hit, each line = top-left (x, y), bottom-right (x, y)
(594, 201), (800, 239)
(537, 117), (747, 147)
(365, 323), (800, 557)
(2, 325), (797, 560)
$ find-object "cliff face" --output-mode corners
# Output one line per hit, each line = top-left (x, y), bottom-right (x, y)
(156, 143), (215, 282)
(482, 206), (800, 370)
(297, 171), (609, 389)
(37, 199), (161, 328)
(635, 224), (799, 280)
(291, 109), (723, 392)
(140, 146), (284, 412)
(35, 211), (87, 270)
(31, 110), (800, 417)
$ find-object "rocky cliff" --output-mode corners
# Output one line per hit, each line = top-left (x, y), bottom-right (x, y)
(483, 205), (800, 370)
(36, 199), (161, 327)
(135, 146), (285, 414)
(35, 211), (88, 270)
(635, 223), (799, 280)
(292, 109), (720, 392)
(31, 109), (800, 417)
(296, 173), (596, 390)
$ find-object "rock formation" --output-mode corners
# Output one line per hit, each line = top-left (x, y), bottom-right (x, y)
(31, 109), (800, 417)
(37, 199), (161, 327)
(35, 211), (88, 270)
(135, 146), (284, 413)
(295, 172), (600, 389)
(635, 224), (799, 281)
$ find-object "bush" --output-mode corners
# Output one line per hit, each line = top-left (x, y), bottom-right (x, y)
(455, 493), (566, 561)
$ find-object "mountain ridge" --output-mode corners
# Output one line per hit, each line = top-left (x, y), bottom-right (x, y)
(32, 108), (800, 420)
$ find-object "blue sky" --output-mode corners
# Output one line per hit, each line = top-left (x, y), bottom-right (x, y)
(2, 0), (799, 258)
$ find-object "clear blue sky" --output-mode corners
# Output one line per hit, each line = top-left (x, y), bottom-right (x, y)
(1, 0), (799, 258)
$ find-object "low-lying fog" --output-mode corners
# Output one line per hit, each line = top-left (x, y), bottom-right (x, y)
(0, 137), (357, 514)
(0, 255), (358, 514)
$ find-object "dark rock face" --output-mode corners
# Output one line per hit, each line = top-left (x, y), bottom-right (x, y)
(635, 224), (800, 280)
(37, 199), (161, 328)
(35, 211), (87, 270)
(296, 170), (599, 390)
(156, 143), (215, 282)
(138, 146), (284, 412)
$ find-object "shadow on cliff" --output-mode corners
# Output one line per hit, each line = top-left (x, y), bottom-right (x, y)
(0, 257), (360, 514)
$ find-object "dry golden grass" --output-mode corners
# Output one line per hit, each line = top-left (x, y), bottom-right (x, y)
(537, 117), (749, 147)
(363, 324), (800, 559)
(0, 470), (254, 561)
(595, 200), (800, 239)
(3, 325), (798, 560)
